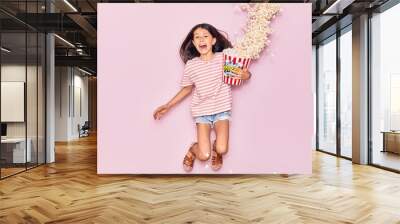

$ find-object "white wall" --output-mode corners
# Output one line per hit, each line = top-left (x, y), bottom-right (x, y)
(73, 73), (89, 138)
(55, 66), (70, 141)
(1, 82), (25, 122)
(1, 65), (41, 137)
(1, 66), (26, 133)
(55, 67), (89, 141)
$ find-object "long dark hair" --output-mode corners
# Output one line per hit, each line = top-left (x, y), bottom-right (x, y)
(180, 23), (232, 63)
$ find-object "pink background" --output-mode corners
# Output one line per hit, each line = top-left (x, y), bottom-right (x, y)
(97, 3), (313, 174)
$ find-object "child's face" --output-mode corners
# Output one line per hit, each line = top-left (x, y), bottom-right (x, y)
(192, 28), (216, 55)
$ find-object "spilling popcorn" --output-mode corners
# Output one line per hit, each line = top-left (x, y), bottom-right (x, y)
(222, 48), (251, 86)
(223, 3), (280, 86)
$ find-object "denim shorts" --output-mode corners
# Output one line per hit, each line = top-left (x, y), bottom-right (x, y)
(194, 110), (231, 126)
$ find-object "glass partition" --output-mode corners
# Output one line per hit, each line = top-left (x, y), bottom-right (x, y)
(0, 1), (46, 179)
(317, 35), (337, 154)
(339, 27), (352, 158)
(371, 4), (400, 171)
(0, 31), (28, 177)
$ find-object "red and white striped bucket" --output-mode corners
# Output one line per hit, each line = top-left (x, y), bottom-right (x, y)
(222, 53), (251, 86)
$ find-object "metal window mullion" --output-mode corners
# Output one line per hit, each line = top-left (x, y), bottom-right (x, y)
(336, 29), (341, 157)
(367, 11), (373, 165)
(44, 33), (47, 165)
(316, 45), (320, 150)
(36, 0), (39, 167)
(25, 0), (28, 171)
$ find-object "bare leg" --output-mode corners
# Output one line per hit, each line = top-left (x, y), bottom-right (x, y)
(192, 123), (212, 161)
(211, 120), (229, 170)
(182, 123), (212, 171)
(214, 120), (229, 155)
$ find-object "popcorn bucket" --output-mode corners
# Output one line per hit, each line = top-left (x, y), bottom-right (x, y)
(222, 53), (251, 86)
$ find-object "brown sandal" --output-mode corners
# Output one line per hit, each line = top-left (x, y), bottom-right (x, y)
(211, 141), (223, 171)
(183, 142), (197, 172)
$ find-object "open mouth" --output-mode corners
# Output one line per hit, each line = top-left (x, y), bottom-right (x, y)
(199, 44), (207, 50)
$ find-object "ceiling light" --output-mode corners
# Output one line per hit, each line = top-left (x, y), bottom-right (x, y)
(63, 0), (78, 12)
(323, 0), (342, 14)
(322, 0), (355, 15)
(78, 67), (93, 76)
(54, 34), (75, 48)
(1, 47), (11, 53)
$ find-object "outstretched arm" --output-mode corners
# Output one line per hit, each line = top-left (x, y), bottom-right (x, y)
(166, 85), (193, 108)
(153, 85), (193, 120)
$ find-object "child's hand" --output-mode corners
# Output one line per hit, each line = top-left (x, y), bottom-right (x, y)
(153, 104), (170, 120)
(232, 67), (251, 80)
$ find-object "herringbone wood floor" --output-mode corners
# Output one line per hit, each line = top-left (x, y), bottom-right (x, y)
(1, 134), (400, 224)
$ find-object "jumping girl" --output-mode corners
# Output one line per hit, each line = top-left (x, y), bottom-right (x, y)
(153, 23), (251, 171)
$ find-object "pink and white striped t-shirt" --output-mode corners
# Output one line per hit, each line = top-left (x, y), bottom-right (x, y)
(181, 52), (232, 117)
